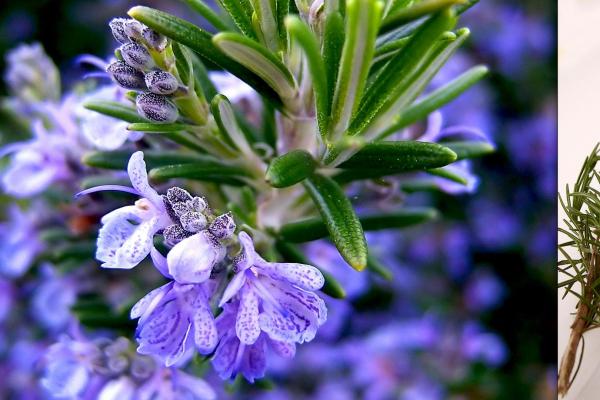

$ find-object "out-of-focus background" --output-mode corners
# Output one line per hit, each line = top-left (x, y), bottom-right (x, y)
(0, 0), (556, 398)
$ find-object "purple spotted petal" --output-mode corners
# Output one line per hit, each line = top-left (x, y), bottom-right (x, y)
(269, 339), (296, 359)
(136, 291), (193, 366)
(236, 286), (260, 345)
(192, 289), (218, 353)
(167, 231), (224, 284)
(241, 337), (266, 383)
(127, 151), (163, 207)
(257, 259), (324, 291)
(150, 247), (172, 279)
(211, 333), (240, 380)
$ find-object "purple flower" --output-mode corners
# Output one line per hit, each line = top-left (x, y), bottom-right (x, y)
(76, 86), (140, 150)
(130, 254), (218, 366)
(31, 264), (77, 331)
(4, 42), (60, 103)
(461, 324), (508, 367)
(1, 120), (73, 197)
(41, 336), (102, 399)
(220, 231), (327, 345)
(88, 151), (173, 269)
(0, 204), (43, 278)
(212, 302), (296, 382)
(164, 231), (226, 284)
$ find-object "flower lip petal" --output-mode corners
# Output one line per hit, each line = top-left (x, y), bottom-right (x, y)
(127, 151), (163, 207)
(235, 286), (260, 345)
(235, 231), (256, 272)
(219, 271), (247, 307)
(256, 260), (324, 291)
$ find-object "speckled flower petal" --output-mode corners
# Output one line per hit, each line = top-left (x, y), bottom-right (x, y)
(192, 291), (218, 354)
(96, 206), (149, 269)
(234, 232), (257, 272)
(136, 297), (192, 366)
(211, 334), (240, 380)
(166, 231), (224, 284)
(116, 217), (161, 269)
(127, 151), (163, 206)
(269, 339), (296, 359)
(236, 286), (260, 345)
(241, 337), (266, 383)
(257, 259), (324, 291)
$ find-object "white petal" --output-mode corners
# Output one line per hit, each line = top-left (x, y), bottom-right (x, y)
(167, 231), (224, 284)
(127, 151), (162, 206)
(98, 377), (136, 400)
(114, 217), (161, 269)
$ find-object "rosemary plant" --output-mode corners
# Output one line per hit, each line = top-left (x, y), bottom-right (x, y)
(558, 144), (600, 396)
(0, 0), (497, 396)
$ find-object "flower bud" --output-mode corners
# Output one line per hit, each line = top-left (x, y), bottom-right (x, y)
(123, 19), (144, 42)
(142, 27), (168, 52)
(106, 61), (146, 90)
(180, 211), (208, 233)
(120, 43), (154, 71)
(209, 212), (236, 240)
(108, 18), (129, 44)
(144, 70), (178, 95)
(136, 92), (178, 123)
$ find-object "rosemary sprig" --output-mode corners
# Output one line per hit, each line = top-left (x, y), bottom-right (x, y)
(558, 143), (600, 396)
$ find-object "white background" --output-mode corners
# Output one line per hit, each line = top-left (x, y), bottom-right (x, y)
(559, 1), (600, 398)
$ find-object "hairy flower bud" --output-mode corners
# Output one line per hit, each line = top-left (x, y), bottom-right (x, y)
(142, 27), (168, 52)
(106, 61), (146, 90)
(123, 19), (144, 42)
(120, 43), (154, 71)
(108, 18), (130, 44)
(145, 70), (178, 95)
(209, 213), (236, 240)
(136, 92), (178, 123)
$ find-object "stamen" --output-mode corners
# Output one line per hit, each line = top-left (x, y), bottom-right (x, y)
(75, 184), (140, 198)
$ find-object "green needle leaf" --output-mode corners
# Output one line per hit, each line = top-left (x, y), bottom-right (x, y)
(83, 100), (144, 123)
(302, 174), (367, 270)
(213, 32), (297, 100)
(330, 0), (383, 139)
(279, 207), (437, 243)
(211, 94), (256, 154)
(149, 162), (251, 186)
(383, 65), (488, 134)
(128, 6), (282, 107)
(322, 11), (344, 109)
(381, 0), (465, 34)
(348, 9), (456, 137)
(127, 122), (191, 132)
(285, 16), (330, 137)
(82, 150), (208, 170)
(339, 140), (457, 170)
(443, 140), (495, 160)
(180, 0), (232, 31)
(217, 0), (256, 38)
(266, 149), (317, 188)
(427, 167), (468, 184)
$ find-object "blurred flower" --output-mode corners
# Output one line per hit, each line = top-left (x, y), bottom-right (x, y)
(4, 43), (60, 104)
(0, 204), (43, 278)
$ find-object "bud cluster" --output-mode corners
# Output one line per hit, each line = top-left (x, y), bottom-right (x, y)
(162, 186), (235, 247)
(106, 18), (180, 123)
